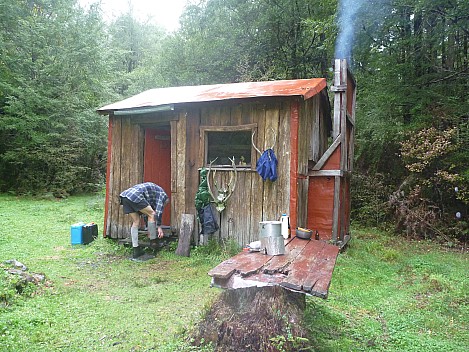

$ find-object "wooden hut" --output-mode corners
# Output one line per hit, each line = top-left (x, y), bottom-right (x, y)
(98, 59), (356, 247)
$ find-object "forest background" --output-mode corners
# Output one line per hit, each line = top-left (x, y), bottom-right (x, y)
(0, 0), (468, 244)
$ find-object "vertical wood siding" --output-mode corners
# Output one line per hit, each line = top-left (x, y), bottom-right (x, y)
(190, 99), (293, 245)
(105, 94), (331, 245)
(106, 116), (144, 238)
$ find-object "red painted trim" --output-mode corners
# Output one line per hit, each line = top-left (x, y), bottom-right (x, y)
(103, 117), (112, 238)
(303, 79), (327, 100)
(290, 100), (300, 235)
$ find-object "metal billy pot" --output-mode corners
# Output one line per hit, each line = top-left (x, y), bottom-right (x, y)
(296, 227), (312, 240)
(259, 221), (285, 255)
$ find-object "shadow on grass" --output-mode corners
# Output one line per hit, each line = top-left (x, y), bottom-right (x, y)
(303, 298), (352, 351)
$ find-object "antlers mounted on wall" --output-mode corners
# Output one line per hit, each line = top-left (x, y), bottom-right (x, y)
(252, 127), (276, 155)
(207, 157), (238, 212)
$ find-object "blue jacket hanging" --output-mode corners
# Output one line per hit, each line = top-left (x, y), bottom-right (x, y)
(256, 148), (278, 182)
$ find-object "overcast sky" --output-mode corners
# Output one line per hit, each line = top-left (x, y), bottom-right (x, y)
(78, 0), (189, 31)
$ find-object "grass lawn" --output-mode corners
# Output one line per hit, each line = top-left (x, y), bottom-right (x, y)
(0, 193), (467, 351)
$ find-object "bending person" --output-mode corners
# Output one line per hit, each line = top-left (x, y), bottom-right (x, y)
(119, 182), (169, 258)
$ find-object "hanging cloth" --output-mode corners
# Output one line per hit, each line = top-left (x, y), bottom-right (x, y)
(195, 168), (211, 211)
(198, 204), (219, 234)
(195, 168), (219, 234)
(256, 148), (278, 182)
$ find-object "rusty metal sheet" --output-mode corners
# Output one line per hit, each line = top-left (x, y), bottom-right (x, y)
(307, 177), (335, 240)
(98, 78), (327, 114)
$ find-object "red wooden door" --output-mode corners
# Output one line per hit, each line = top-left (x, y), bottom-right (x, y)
(143, 128), (171, 225)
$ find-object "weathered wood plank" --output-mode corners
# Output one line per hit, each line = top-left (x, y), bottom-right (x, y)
(219, 104), (231, 126)
(110, 118), (122, 239)
(249, 103), (265, 241)
(119, 117), (134, 239)
(298, 99), (309, 176)
(312, 135), (340, 171)
(170, 120), (178, 194)
(210, 271), (286, 290)
(127, 111), (179, 124)
(289, 99), (300, 233)
(230, 103), (243, 125)
(280, 240), (326, 290)
(277, 100), (291, 219)
(208, 251), (273, 279)
(241, 103), (257, 170)
(227, 171), (250, 245)
(175, 114), (187, 233)
(209, 237), (339, 297)
(310, 96), (320, 162)
(296, 179), (309, 229)
(304, 244), (339, 297)
(263, 237), (309, 274)
(263, 104), (280, 220)
(185, 110), (200, 218)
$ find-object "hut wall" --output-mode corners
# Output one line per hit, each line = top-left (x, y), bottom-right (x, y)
(185, 98), (293, 245)
(104, 94), (331, 245)
(105, 115), (144, 238)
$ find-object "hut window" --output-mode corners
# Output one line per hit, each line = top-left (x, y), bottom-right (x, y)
(207, 131), (251, 166)
(201, 124), (257, 168)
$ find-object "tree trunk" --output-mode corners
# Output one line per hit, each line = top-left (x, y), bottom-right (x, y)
(192, 286), (308, 351)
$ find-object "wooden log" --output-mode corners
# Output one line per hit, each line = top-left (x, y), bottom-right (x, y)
(175, 214), (194, 257)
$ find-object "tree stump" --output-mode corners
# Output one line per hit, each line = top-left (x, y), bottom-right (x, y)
(175, 214), (194, 257)
(192, 286), (308, 351)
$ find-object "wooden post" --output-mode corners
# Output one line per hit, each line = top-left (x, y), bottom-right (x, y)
(175, 213), (194, 257)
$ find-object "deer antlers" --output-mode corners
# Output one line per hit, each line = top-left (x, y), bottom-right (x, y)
(252, 127), (276, 155)
(207, 157), (238, 212)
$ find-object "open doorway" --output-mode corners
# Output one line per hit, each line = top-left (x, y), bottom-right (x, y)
(143, 127), (171, 225)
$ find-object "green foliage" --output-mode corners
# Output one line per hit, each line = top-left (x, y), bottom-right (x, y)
(107, 12), (167, 95)
(0, 270), (18, 307)
(351, 0), (469, 241)
(191, 238), (241, 262)
(351, 172), (394, 227)
(0, 0), (111, 195)
(384, 122), (467, 240)
(158, 0), (337, 86)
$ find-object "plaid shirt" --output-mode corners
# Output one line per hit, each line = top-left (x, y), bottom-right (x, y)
(120, 182), (168, 225)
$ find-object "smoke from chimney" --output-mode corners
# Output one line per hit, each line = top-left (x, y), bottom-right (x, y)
(335, 0), (365, 61)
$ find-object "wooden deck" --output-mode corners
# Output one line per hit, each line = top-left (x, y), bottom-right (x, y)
(208, 237), (340, 298)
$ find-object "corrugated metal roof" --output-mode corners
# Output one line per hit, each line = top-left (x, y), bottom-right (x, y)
(97, 78), (327, 114)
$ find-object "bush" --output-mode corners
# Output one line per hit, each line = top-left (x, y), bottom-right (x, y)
(351, 171), (393, 228)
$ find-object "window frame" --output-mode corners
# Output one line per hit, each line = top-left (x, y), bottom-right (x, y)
(200, 123), (257, 170)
